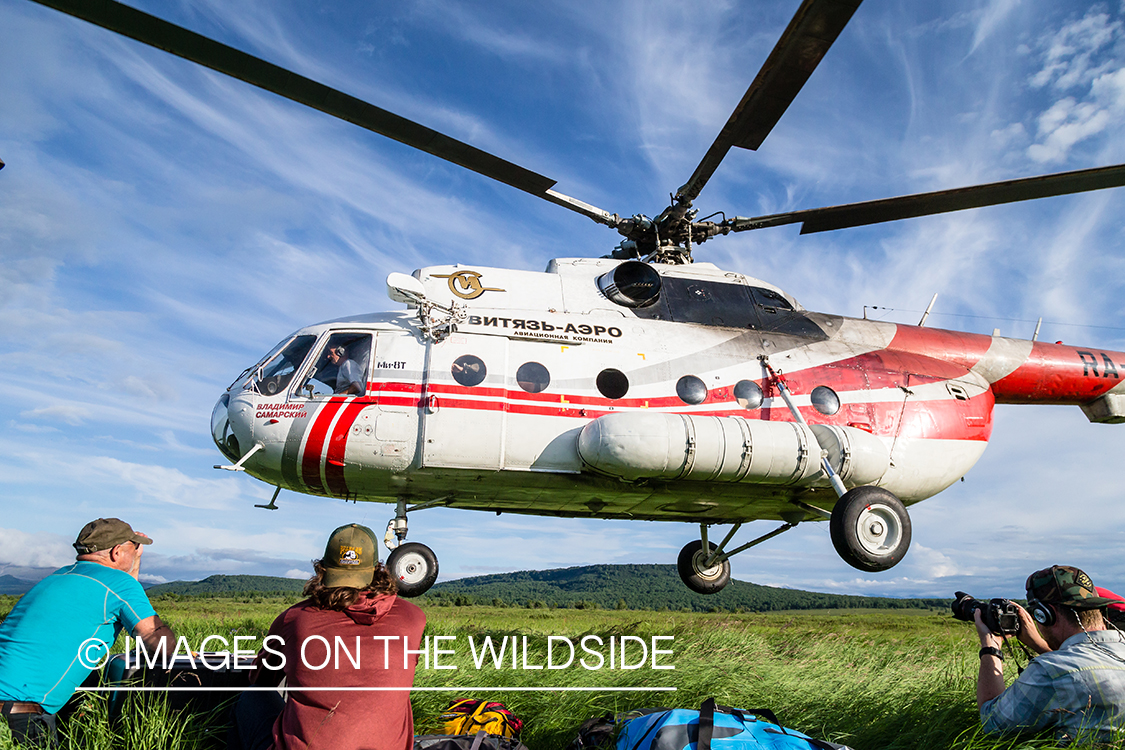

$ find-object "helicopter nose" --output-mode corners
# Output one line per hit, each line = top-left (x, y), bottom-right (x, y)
(211, 392), (240, 462)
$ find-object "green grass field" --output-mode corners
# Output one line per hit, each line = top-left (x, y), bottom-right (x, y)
(0, 596), (1101, 749)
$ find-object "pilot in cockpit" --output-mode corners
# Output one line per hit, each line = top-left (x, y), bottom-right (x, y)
(327, 346), (364, 395)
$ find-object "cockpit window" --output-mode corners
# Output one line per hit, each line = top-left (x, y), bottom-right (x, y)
(661, 278), (762, 329)
(246, 335), (317, 396)
(297, 333), (373, 399)
(749, 287), (794, 312)
(749, 286), (824, 338)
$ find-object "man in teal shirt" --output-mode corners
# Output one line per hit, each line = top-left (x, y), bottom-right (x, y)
(0, 518), (176, 746)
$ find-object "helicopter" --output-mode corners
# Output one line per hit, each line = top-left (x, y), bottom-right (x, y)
(28, 0), (1125, 596)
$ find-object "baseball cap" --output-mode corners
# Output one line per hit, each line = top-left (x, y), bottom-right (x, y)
(1026, 565), (1119, 610)
(322, 524), (379, 588)
(74, 518), (153, 555)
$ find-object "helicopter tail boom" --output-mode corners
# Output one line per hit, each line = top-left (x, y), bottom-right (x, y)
(886, 325), (1125, 418)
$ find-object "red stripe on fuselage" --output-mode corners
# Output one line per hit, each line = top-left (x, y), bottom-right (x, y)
(367, 381), (422, 394)
(775, 350), (973, 394)
(364, 378), (992, 441)
(300, 397), (348, 493)
(886, 325), (993, 371)
(363, 348), (997, 444)
(324, 398), (375, 496)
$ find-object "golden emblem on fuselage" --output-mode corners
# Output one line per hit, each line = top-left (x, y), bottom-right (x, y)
(431, 270), (505, 299)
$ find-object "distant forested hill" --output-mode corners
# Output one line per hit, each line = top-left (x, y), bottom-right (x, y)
(138, 566), (944, 612)
(0, 575), (36, 595)
(420, 564), (946, 613)
(146, 574), (306, 597)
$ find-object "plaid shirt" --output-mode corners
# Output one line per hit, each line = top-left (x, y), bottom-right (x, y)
(981, 630), (1125, 742)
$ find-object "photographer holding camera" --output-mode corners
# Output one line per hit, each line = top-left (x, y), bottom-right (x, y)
(965, 565), (1125, 743)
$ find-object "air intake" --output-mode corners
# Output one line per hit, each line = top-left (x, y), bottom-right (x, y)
(596, 261), (661, 308)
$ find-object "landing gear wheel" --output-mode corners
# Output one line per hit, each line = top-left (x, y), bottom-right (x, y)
(677, 540), (731, 595)
(830, 486), (911, 572)
(386, 542), (439, 597)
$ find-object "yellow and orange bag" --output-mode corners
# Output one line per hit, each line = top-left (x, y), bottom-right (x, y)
(438, 699), (523, 738)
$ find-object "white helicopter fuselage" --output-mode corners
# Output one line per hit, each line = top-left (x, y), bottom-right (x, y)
(214, 257), (1064, 522)
(210, 256), (1124, 591)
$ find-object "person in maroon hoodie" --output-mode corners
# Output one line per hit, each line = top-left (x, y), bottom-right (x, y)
(232, 524), (427, 750)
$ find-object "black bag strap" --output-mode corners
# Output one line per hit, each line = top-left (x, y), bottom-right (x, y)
(698, 698), (716, 750)
(736, 707), (783, 731)
(468, 729), (488, 750)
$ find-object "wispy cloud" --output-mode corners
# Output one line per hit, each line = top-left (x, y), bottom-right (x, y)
(20, 403), (92, 426)
(970, 0), (1024, 55)
(1025, 7), (1125, 162)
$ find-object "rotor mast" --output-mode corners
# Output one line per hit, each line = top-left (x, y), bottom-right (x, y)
(613, 0), (863, 263)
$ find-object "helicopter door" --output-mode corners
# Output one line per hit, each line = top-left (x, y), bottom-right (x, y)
(344, 330), (425, 473)
(421, 334), (508, 470)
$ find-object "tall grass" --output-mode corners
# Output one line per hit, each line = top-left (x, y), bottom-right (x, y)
(0, 600), (1105, 749)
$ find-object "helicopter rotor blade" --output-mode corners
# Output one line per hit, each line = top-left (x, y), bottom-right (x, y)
(28, 0), (621, 227)
(676, 0), (862, 204)
(727, 163), (1125, 234)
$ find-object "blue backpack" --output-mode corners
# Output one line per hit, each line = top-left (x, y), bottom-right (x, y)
(575, 699), (851, 750)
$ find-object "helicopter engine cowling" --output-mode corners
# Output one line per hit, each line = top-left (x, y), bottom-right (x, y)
(808, 424), (892, 488)
(577, 412), (889, 487)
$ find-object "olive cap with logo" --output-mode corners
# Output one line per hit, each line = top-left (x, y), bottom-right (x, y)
(73, 518), (153, 555)
(1026, 565), (1119, 610)
(322, 524), (380, 588)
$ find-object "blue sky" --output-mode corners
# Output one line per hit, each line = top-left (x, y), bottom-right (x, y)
(1, 0), (1124, 600)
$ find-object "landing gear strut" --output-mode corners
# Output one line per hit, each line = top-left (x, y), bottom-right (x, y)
(676, 517), (802, 595)
(757, 353), (912, 572)
(383, 498), (444, 597)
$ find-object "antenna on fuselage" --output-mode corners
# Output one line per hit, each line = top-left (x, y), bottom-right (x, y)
(1032, 317), (1043, 342)
(918, 293), (938, 327)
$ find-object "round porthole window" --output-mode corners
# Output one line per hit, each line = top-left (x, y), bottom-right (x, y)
(596, 369), (629, 400)
(811, 385), (840, 415)
(676, 375), (707, 405)
(451, 355), (486, 387)
(734, 380), (763, 410)
(516, 361), (550, 393)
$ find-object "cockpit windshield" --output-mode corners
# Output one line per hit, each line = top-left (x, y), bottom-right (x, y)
(244, 334), (317, 396)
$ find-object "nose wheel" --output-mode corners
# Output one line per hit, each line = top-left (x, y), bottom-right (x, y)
(677, 539), (731, 595)
(829, 486), (911, 572)
(386, 542), (439, 597)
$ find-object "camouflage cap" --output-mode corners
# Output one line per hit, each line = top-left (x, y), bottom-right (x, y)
(322, 524), (379, 589)
(1026, 565), (1119, 610)
(74, 518), (153, 555)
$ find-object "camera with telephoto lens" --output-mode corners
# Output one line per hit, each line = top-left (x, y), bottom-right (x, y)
(951, 591), (1021, 635)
